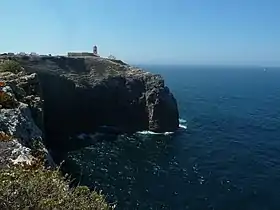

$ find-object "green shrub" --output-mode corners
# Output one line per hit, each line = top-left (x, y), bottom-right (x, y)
(0, 60), (22, 73)
(0, 165), (115, 210)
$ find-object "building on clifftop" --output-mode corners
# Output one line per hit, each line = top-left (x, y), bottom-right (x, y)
(93, 45), (98, 56)
(68, 45), (100, 58)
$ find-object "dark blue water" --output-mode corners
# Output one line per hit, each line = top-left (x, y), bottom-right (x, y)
(64, 65), (280, 210)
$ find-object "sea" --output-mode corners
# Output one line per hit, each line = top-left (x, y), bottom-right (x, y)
(62, 65), (280, 210)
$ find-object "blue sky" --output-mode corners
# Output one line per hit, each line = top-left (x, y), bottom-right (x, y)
(0, 0), (280, 66)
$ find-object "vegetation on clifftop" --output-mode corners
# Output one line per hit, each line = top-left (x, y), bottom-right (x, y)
(0, 165), (115, 210)
(0, 60), (22, 73)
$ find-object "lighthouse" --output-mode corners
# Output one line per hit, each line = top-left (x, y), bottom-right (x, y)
(93, 45), (98, 56)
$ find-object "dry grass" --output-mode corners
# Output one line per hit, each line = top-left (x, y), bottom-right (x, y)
(0, 164), (115, 210)
(0, 131), (13, 142)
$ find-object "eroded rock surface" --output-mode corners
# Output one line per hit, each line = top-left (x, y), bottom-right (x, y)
(0, 70), (54, 168)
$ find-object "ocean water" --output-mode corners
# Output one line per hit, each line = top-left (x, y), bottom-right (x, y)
(63, 65), (280, 210)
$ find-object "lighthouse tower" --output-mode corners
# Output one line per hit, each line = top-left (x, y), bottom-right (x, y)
(93, 45), (98, 56)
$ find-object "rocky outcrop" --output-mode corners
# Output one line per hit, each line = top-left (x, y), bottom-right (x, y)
(1, 55), (179, 153)
(0, 70), (54, 168)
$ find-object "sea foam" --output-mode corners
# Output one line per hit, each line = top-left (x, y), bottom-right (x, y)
(137, 118), (187, 135)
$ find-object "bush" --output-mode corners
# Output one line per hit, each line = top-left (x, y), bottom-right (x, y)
(0, 60), (22, 73)
(0, 165), (115, 210)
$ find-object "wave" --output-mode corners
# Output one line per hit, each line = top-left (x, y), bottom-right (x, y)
(179, 118), (187, 124)
(179, 124), (187, 129)
(179, 118), (187, 130)
(136, 130), (174, 136)
(137, 118), (187, 135)
(76, 119), (188, 138)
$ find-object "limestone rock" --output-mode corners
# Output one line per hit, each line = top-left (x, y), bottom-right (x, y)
(1, 55), (179, 153)
(0, 70), (54, 168)
(19, 56), (179, 135)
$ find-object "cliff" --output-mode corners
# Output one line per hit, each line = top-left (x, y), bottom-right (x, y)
(0, 55), (179, 165)
(0, 67), (54, 168)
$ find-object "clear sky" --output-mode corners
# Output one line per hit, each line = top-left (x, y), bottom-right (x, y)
(0, 0), (280, 66)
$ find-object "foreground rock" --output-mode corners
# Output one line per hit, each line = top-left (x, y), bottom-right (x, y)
(0, 70), (54, 168)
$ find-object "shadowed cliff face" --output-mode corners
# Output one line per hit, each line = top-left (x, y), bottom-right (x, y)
(11, 56), (179, 150)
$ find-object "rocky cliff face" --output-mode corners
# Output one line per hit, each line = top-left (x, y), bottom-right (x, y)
(0, 69), (54, 168)
(1, 55), (179, 160)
